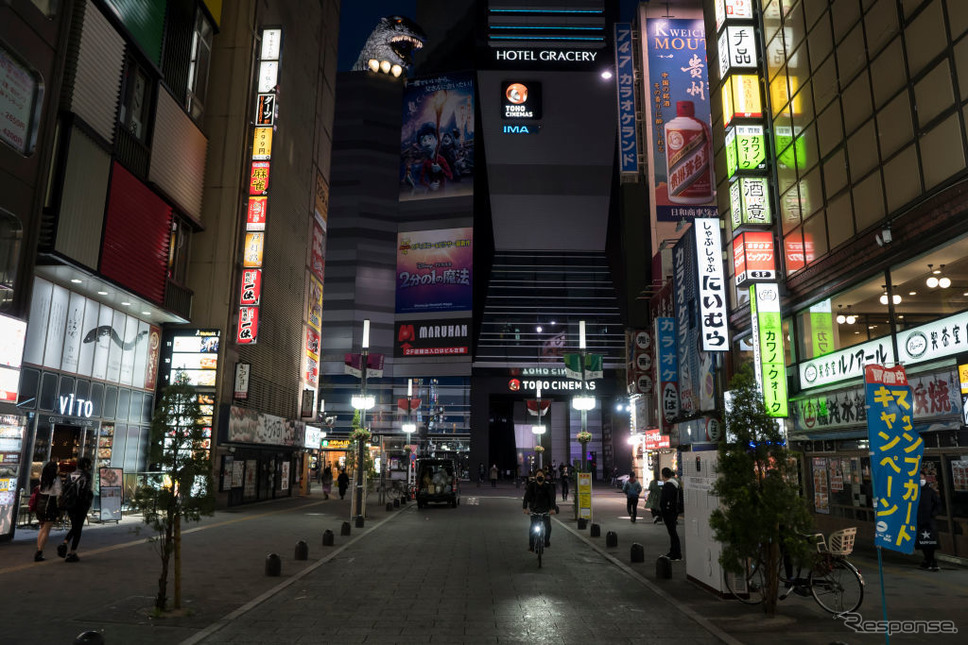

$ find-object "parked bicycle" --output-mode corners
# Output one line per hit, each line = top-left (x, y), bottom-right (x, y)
(530, 512), (550, 568)
(724, 527), (864, 614)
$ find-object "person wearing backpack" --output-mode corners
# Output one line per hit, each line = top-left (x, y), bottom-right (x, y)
(33, 461), (63, 561)
(57, 457), (94, 562)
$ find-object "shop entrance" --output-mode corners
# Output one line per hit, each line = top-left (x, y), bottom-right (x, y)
(50, 424), (89, 463)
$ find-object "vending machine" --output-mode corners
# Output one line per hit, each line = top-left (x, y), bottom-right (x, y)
(683, 450), (728, 594)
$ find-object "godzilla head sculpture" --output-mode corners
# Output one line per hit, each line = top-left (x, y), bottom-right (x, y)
(354, 15), (427, 74)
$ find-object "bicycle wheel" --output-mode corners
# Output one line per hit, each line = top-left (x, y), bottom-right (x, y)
(809, 559), (864, 614)
(536, 541), (543, 568)
(723, 557), (769, 605)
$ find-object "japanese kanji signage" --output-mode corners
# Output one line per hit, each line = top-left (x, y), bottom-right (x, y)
(714, 0), (753, 33)
(808, 299), (836, 359)
(718, 25), (758, 78)
(897, 310), (968, 366)
(732, 230), (775, 287)
(800, 338), (895, 388)
(750, 283), (787, 417)
(729, 176), (772, 227)
(655, 316), (678, 430)
(395, 227), (473, 314)
(724, 124), (766, 178)
(721, 74), (761, 126)
(237, 28), (283, 345)
(693, 218), (729, 351)
(615, 23), (639, 177)
(865, 364), (923, 554)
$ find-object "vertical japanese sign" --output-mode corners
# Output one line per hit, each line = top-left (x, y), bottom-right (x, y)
(640, 11), (717, 222)
(749, 283), (787, 417)
(693, 218), (729, 351)
(655, 317), (678, 432)
(237, 28), (282, 345)
(577, 472), (592, 519)
(614, 23), (639, 177)
(865, 364), (923, 554)
(672, 236), (699, 416)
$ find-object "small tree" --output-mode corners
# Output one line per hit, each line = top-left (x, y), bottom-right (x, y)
(346, 410), (375, 477)
(133, 374), (216, 612)
(709, 364), (812, 617)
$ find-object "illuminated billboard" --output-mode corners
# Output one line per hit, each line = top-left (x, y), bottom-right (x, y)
(396, 227), (473, 314)
(729, 176), (773, 227)
(693, 218), (729, 351)
(732, 230), (776, 287)
(750, 283), (787, 417)
(400, 73), (475, 201)
(724, 124), (766, 178)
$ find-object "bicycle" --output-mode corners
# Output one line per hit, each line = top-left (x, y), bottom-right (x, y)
(530, 512), (550, 568)
(724, 527), (864, 615)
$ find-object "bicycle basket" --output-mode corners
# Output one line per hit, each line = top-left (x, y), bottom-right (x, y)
(827, 528), (857, 556)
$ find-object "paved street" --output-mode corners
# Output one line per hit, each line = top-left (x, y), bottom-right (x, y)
(1, 483), (966, 644)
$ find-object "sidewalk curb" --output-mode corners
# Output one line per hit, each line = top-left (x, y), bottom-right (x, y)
(553, 517), (745, 645)
(178, 506), (410, 645)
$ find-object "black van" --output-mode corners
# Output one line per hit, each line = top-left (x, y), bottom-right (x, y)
(415, 458), (460, 508)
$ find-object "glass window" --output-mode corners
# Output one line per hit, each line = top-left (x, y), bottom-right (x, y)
(116, 388), (131, 422)
(799, 166), (822, 217)
(826, 191), (854, 249)
(847, 120), (878, 179)
(803, 210), (828, 264)
(124, 425), (143, 471)
(842, 74), (872, 133)
(920, 114), (965, 191)
(17, 367), (39, 409)
(885, 232), (968, 329)
(784, 2), (806, 52)
(806, 10), (833, 71)
(119, 61), (153, 142)
(39, 372), (58, 411)
(57, 375), (75, 404)
(185, 10), (214, 121)
(831, 0), (861, 43)
(782, 317), (795, 365)
(770, 68), (791, 117)
(851, 171), (885, 231)
(129, 391), (144, 424)
(103, 386), (118, 420)
(870, 39), (905, 108)
(883, 143), (921, 212)
(795, 124), (819, 174)
(877, 92), (914, 159)
(780, 185), (802, 232)
(29, 0), (57, 17)
(783, 226), (805, 275)
(90, 382), (104, 418)
(816, 100), (843, 158)
(795, 272), (890, 360)
(823, 149), (848, 197)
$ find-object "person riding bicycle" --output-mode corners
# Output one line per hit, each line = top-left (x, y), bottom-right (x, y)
(523, 469), (558, 550)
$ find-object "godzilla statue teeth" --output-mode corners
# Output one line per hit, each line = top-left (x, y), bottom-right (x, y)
(354, 15), (427, 72)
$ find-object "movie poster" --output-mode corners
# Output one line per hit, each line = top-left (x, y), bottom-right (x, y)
(400, 73), (475, 201)
(396, 228), (473, 314)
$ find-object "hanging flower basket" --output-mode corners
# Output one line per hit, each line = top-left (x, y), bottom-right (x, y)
(576, 431), (592, 443)
(350, 428), (371, 443)
(534, 445), (545, 453)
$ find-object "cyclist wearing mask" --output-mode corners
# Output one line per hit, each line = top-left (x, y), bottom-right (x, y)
(523, 469), (558, 550)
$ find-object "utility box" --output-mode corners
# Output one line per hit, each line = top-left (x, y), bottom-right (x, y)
(683, 450), (728, 594)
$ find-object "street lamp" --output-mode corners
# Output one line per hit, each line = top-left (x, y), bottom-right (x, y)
(402, 378), (417, 493)
(351, 319), (372, 526)
(531, 424), (546, 470)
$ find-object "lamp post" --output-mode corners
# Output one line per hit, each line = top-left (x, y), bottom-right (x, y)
(571, 320), (596, 520)
(351, 319), (373, 526)
(402, 378), (417, 494)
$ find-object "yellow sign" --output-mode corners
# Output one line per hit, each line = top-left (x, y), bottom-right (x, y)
(323, 439), (350, 450)
(252, 127), (273, 160)
(577, 472), (592, 519)
(722, 74), (761, 126)
(242, 232), (264, 268)
(959, 363), (968, 394)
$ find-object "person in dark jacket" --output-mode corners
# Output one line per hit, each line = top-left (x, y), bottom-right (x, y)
(337, 469), (350, 500)
(916, 470), (942, 571)
(522, 469), (558, 550)
(659, 467), (681, 561)
(57, 457), (93, 562)
(623, 472), (643, 523)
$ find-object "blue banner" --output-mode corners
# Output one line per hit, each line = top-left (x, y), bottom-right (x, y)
(864, 364), (924, 554)
(615, 23), (639, 176)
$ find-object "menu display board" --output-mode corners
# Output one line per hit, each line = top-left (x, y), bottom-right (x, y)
(99, 467), (123, 521)
(159, 330), (219, 460)
(0, 415), (26, 538)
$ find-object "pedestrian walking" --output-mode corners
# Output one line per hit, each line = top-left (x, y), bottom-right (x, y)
(337, 469), (350, 500)
(57, 457), (93, 563)
(33, 461), (62, 562)
(559, 463), (570, 500)
(522, 469), (558, 550)
(646, 476), (663, 523)
(659, 467), (681, 561)
(490, 464), (498, 488)
(917, 470), (942, 571)
(478, 462), (485, 488)
(321, 465), (333, 500)
(622, 472), (643, 523)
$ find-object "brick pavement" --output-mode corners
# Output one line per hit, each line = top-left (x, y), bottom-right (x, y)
(1, 481), (965, 644)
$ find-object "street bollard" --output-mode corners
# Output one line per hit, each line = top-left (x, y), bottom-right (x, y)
(265, 553), (282, 577)
(294, 540), (308, 561)
(605, 531), (618, 547)
(590, 523), (601, 537)
(630, 543), (644, 563)
(393, 498), (400, 508)
(73, 631), (105, 645)
(340, 521), (351, 536)
(322, 530), (335, 546)
(577, 518), (588, 530)
(655, 556), (672, 579)
(355, 516), (365, 528)
(386, 502), (393, 511)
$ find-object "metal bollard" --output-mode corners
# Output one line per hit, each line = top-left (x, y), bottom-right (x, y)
(577, 518), (588, 530)
(656, 556), (672, 579)
(393, 498), (400, 508)
(355, 516), (365, 528)
(322, 530), (335, 546)
(265, 553), (282, 577)
(590, 523), (601, 537)
(630, 543), (645, 563)
(73, 632), (105, 645)
(605, 531), (618, 547)
(294, 540), (308, 561)
(386, 502), (393, 511)
(340, 521), (351, 536)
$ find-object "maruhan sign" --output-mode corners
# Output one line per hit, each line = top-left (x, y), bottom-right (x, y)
(495, 49), (600, 62)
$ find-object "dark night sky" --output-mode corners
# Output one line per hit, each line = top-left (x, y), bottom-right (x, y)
(337, 0), (643, 72)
